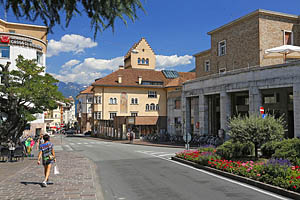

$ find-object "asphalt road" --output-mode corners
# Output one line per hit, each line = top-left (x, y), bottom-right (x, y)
(55, 135), (292, 200)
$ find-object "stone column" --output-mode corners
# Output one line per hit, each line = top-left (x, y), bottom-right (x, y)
(220, 91), (231, 132)
(199, 94), (209, 135)
(185, 97), (191, 135)
(249, 86), (262, 115)
(293, 83), (300, 138)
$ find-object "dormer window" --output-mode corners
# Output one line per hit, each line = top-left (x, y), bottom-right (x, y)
(142, 58), (145, 64)
(146, 58), (149, 65)
(138, 58), (141, 64)
(218, 40), (226, 56)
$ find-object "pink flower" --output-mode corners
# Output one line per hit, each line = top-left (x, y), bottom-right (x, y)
(257, 174), (261, 177)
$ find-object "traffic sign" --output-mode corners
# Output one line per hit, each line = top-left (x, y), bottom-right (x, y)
(183, 132), (191, 143)
(260, 106), (264, 114)
(262, 114), (266, 119)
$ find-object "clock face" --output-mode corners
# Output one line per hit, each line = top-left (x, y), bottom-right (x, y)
(0, 35), (10, 43)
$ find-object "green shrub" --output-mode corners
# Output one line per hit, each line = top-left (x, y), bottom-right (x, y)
(261, 140), (282, 158)
(198, 146), (215, 153)
(228, 114), (285, 158)
(216, 140), (254, 159)
(272, 138), (300, 164)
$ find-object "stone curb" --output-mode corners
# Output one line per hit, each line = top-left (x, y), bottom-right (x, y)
(171, 157), (300, 200)
(90, 158), (104, 200)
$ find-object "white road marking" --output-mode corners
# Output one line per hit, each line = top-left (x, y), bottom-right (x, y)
(149, 152), (167, 155)
(77, 143), (82, 144)
(83, 143), (88, 144)
(157, 153), (175, 157)
(63, 145), (73, 151)
(85, 144), (93, 147)
(54, 145), (63, 151)
(149, 154), (291, 200)
(69, 143), (75, 145)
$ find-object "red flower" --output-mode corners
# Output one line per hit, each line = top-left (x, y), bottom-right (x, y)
(293, 186), (297, 189)
(296, 176), (300, 179)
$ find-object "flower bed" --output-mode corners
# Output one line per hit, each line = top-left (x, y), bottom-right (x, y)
(176, 150), (300, 193)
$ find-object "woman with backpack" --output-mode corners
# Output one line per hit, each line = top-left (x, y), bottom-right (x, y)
(37, 134), (56, 187)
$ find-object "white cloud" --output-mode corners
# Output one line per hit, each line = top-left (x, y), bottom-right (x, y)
(47, 34), (98, 57)
(52, 54), (193, 84)
(156, 54), (193, 69)
(53, 56), (123, 84)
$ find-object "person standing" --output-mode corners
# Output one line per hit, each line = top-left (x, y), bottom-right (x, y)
(37, 134), (56, 187)
(130, 130), (134, 143)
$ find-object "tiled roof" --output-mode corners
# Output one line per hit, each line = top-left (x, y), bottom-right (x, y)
(92, 69), (195, 88)
(79, 86), (93, 94)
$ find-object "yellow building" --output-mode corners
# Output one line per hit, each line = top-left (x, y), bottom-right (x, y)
(91, 38), (195, 139)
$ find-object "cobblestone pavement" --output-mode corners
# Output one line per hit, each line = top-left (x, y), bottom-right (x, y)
(0, 137), (103, 200)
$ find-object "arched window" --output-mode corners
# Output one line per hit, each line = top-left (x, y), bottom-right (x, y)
(142, 58), (145, 64)
(146, 104), (149, 111)
(135, 98), (138, 104)
(113, 98), (117, 104)
(131, 98), (135, 104)
(109, 98), (113, 104)
(138, 58), (141, 64)
(156, 104), (159, 110)
(150, 103), (155, 110)
(146, 58), (149, 64)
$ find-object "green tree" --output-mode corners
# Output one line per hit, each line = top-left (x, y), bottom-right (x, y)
(1, 0), (144, 38)
(0, 55), (65, 143)
(228, 114), (285, 158)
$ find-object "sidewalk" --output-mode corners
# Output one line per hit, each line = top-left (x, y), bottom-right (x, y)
(0, 137), (103, 200)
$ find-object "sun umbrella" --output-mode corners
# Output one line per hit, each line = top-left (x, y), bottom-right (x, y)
(264, 45), (300, 61)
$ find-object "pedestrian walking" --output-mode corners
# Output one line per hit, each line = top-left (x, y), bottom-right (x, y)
(130, 130), (134, 143)
(37, 134), (56, 187)
(36, 134), (44, 150)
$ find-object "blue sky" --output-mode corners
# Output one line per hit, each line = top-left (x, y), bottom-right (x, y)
(2, 0), (300, 84)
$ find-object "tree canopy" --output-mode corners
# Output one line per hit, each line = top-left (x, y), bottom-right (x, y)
(0, 0), (145, 38)
(0, 56), (65, 143)
(228, 114), (285, 158)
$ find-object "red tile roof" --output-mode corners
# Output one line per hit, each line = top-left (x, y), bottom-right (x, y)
(79, 86), (93, 94)
(92, 69), (195, 88)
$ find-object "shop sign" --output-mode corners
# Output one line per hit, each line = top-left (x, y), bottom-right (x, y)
(0, 35), (9, 43)
(0, 35), (43, 50)
(128, 117), (134, 124)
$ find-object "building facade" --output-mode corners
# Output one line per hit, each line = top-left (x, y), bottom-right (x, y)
(0, 19), (48, 137)
(76, 86), (93, 133)
(63, 96), (77, 128)
(183, 9), (300, 139)
(90, 38), (195, 139)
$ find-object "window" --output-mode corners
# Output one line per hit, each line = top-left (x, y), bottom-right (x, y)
(150, 103), (155, 110)
(148, 91), (157, 98)
(0, 72), (3, 85)
(156, 104), (159, 110)
(146, 58), (149, 64)
(284, 31), (293, 45)
(110, 112), (117, 120)
(131, 112), (138, 117)
(218, 40), (226, 56)
(219, 68), (226, 75)
(88, 106), (92, 113)
(142, 58), (145, 64)
(87, 97), (93, 103)
(141, 81), (163, 85)
(204, 60), (210, 72)
(109, 98), (117, 104)
(36, 51), (43, 65)
(175, 100), (181, 109)
(175, 117), (181, 128)
(94, 96), (101, 104)
(9, 30), (15, 33)
(138, 58), (141, 64)
(94, 111), (101, 120)
(263, 93), (278, 104)
(146, 104), (149, 111)
(131, 98), (138, 105)
(0, 46), (9, 58)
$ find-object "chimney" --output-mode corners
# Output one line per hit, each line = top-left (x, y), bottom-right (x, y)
(118, 75), (122, 84)
(119, 65), (124, 69)
(138, 76), (142, 84)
